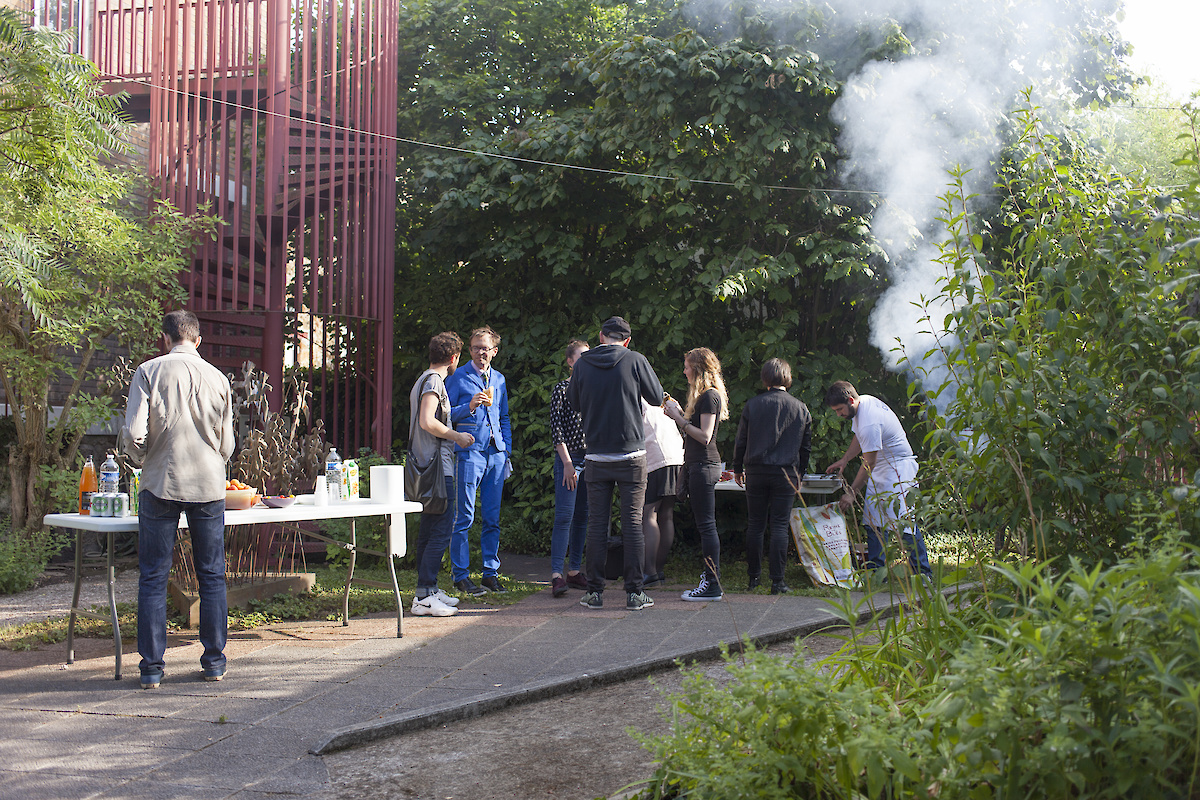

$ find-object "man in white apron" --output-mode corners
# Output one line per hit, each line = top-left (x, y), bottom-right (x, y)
(825, 381), (932, 578)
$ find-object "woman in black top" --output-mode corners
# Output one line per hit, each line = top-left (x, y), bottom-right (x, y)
(731, 358), (812, 594)
(664, 347), (729, 601)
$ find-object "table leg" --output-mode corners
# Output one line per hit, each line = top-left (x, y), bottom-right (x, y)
(107, 532), (121, 680)
(67, 530), (82, 665)
(386, 521), (403, 638)
(341, 520), (356, 626)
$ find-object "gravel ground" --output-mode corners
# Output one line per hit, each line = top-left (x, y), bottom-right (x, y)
(0, 563), (140, 629)
(317, 634), (846, 800)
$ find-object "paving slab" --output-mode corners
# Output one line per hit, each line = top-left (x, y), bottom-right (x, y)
(0, 551), (904, 796)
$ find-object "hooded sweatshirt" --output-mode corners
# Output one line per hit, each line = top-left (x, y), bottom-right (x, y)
(567, 344), (664, 456)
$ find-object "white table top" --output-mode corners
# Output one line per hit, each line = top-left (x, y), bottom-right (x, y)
(715, 480), (838, 494)
(44, 497), (422, 532)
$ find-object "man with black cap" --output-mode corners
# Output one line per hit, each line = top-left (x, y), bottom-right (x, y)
(567, 316), (664, 611)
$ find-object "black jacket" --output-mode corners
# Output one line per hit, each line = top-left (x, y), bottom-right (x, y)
(732, 388), (812, 475)
(567, 344), (663, 456)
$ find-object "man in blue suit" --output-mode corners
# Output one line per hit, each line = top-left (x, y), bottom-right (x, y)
(445, 326), (512, 594)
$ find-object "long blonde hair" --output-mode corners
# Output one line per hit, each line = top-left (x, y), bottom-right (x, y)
(684, 347), (729, 421)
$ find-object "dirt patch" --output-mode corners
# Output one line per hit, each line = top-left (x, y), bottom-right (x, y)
(319, 633), (847, 800)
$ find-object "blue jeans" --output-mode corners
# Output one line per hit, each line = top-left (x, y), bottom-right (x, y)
(863, 522), (933, 577)
(584, 456), (647, 594)
(415, 474), (457, 591)
(451, 445), (507, 581)
(551, 454), (588, 575)
(137, 491), (227, 677)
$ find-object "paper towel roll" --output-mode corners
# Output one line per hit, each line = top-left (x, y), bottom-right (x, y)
(369, 464), (406, 502)
(369, 465), (409, 558)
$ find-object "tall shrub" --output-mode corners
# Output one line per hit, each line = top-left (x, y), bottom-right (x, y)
(398, 26), (890, 549)
(1, 12), (215, 534)
(641, 514), (1200, 799)
(913, 100), (1200, 564)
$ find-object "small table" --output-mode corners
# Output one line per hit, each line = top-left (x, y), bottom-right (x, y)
(44, 497), (421, 680)
(714, 478), (842, 496)
(714, 476), (843, 573)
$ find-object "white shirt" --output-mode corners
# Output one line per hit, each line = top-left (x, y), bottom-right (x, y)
(851, 395), (917, 528)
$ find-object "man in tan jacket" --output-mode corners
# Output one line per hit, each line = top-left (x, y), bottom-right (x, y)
(121, 310), (234, 689)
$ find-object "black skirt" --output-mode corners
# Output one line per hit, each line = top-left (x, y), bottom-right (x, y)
(645, 465), (680, 504)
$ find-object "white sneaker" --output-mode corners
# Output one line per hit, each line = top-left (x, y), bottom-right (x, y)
(411, 594), (457, 617)
(428, 588), (460, 607)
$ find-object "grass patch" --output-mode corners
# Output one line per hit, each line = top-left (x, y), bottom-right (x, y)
(1, 534), (965, 652)
(1, 601), (140, 651)
(0, 564), (542, 651)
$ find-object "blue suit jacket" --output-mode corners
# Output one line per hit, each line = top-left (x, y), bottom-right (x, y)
(446, 361), (511, 456)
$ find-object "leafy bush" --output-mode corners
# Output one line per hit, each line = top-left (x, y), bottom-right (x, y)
(914, 99), (1200, 564)
(0, 521), (65, 595)
(640, 513), (1200, 799)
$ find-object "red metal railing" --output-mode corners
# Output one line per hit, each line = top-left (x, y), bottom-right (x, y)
(39, 0), (396, 457)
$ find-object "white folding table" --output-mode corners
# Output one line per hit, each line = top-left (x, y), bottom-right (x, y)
(44, 497), (421, 680)
(714, 477), (842, 496)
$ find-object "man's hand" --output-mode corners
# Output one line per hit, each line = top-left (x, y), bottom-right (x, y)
(469, 391), (488, 411)
(455, 432), (475, 448)
(837, 485), (856, 514)
(734, 471), (745, 488)
(826, 458), (847, 475)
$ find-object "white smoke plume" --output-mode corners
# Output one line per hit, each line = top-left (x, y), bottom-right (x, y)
(679, 0), (1121, 404)
(825, 0), (1097, 401)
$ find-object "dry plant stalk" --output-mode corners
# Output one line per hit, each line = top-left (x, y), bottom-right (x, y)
(229, 363), (328, 495)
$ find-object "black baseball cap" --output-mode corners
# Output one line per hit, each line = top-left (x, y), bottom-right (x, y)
(600, 316), (632, 339)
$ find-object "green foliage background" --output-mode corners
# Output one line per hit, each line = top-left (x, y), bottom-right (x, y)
(392, 2), (915, 554)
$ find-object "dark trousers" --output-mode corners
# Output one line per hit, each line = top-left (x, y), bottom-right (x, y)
(415, 474), (457, 591)
(688, 463), (722, 583)
(584, 456), (647, 594)
(745, 469), (796, 583)
(137, 491), (227, 677)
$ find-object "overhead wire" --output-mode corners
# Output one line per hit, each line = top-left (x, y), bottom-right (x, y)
(108, 72), (1194, 200)
(108, 71), (906, 199)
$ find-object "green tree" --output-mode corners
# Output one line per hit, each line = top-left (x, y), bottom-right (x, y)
(0, 9), (215, 533)
(1071, 82), (1198, 189)
(400, 19), (888, 549)
(390, 0), (1141, 552)
(915, 99), (1200, 563)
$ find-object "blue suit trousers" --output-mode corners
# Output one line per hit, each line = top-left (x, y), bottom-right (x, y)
(451, 445), (506, 581)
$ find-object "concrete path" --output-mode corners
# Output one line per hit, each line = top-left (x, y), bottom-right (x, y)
(0, 556), (886, 798)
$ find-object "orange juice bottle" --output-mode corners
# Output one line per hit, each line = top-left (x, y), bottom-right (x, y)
(78, 455), (97, 515)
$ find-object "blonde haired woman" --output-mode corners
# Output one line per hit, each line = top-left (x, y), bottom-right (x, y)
(664, 347), (729, 601)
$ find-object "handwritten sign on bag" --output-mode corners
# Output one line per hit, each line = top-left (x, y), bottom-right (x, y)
(790, 503), (857, 589)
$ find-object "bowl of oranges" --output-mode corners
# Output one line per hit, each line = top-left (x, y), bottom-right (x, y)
(225, 479), (258, 510)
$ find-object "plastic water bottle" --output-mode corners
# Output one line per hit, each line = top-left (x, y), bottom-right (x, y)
(99, 452), (120, 495)
(325, 448), (343, 502)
